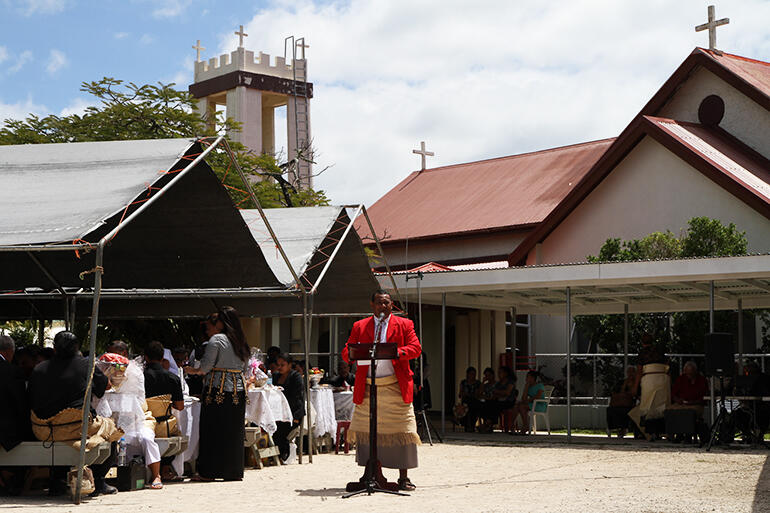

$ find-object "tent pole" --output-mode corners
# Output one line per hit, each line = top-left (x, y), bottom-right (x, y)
(303, 292), (314, 463)
(709, 280), (715, 423)
(566, 287), (571, 442)
(74, 241), (104, 503)
(623, 304), (629, 371)
(738, 298), (744, 374)
(441, 292), (446, 436)
(511, 306), (517, 363)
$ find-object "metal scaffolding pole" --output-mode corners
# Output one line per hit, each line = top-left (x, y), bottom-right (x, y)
(566, 286), (572, 442)
(441, 292), (446, 435)
(74, 242), (104, 503)
(623, 304), (629, 370)
(738, 298), (744, 374)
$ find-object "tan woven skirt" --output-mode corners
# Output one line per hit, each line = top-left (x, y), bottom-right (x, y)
(349, 374), (420, 469)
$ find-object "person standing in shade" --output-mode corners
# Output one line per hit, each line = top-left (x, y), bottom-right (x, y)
(342, 289), (422, 491)
(185, 306), (249, 481)
(272, 353), (305, 462)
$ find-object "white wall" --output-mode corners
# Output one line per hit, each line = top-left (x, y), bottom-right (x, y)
(538, 137), (770, 264)
(658, 66), (770, 161)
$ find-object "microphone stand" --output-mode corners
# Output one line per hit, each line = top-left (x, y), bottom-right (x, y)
(344, 315), (406, 498)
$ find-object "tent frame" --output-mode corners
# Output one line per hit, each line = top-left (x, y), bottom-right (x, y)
(0, 135), (400, 500)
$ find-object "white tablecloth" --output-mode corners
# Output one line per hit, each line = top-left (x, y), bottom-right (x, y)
(245, 387), (293, 435)
(172, 397), (200, 476)
(333, 391), (355, 421)
(309, 388), (337, 437)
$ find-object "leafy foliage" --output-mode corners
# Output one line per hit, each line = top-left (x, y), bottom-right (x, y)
(571, 217), (760, 395)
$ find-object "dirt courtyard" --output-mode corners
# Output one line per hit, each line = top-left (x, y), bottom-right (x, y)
(2, 439), (769, 513)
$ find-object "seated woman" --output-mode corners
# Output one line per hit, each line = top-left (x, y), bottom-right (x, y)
(272, 353), (305, 462)
(512, 370), (545, 434)
(481, 366), (517, 432)
(458, 366), (481, 432)
(477, 367), (496, 432)
(607, 366), (637, 438)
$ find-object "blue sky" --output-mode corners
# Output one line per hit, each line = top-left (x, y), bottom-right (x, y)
(1, 1), (769, 205)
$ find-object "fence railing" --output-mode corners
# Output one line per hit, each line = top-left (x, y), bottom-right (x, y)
(533, 352), (770, 405)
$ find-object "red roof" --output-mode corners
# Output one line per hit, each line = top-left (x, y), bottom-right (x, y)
(705, 49), (770, 101)
(356, 139), (614, 242)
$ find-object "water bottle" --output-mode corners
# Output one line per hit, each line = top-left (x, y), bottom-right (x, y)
(117, 437), (127, 466)
(267, 370), (273, 386)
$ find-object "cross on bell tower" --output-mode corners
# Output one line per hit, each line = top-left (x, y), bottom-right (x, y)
(695, 5), (729, 52)
(188, 30), (314, 189)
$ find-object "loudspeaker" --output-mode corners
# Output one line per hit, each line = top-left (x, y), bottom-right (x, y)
(704, 332), (735, 377)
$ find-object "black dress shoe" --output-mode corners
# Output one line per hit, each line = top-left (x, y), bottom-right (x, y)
(90, 483), (118, 497)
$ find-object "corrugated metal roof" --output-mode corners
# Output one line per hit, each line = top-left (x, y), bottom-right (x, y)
(356, 139), (614, 242)
(0, 138), (195, 245)
(241, 206), (343, 286)
(706, 49), (770, 100)
(649, 116), (770, 202)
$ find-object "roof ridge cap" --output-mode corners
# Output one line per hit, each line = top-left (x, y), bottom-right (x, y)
(415, 137), (616, 174)
(699, 47), (770, 67)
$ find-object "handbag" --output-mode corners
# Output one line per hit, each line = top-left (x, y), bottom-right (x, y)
(146, 395), (180, 438)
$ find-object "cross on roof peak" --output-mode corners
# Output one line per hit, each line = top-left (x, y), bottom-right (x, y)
(192, 40), (205, 62)
(695, 5), (729, 52)
(235, 25), (248, 48)
(412, 141), (434, 171)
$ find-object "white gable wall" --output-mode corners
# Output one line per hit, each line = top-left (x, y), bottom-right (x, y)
(657, 66), (770, 160)
(537, 137), (770, 265)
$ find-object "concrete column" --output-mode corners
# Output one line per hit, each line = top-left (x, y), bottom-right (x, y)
(226, 86), (263, 154)
(493, 310), (507, 368)
(271, 317), (281, 348)
(196, 98), (216, 132)
(261, 103), (275, 155)
(479, 310), (492, 371)
(455, 315), (470, 394)
(468, 311), (480, 371)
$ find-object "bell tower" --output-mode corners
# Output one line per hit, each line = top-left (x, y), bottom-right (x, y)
(189, 30), (313, 189)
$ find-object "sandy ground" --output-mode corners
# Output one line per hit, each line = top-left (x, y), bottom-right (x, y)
(2, 438), (769, 513)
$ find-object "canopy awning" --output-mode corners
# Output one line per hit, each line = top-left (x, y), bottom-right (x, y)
(381, 254), (770, 314)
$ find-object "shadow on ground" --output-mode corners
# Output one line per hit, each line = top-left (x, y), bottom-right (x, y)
(753, 454), (770, 512)
(295, 487), (346, 497)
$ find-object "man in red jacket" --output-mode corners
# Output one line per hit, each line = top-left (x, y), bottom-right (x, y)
(342, 289), (422, 491)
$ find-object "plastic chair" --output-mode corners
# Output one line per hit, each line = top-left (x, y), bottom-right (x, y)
(528, 385), (554, 434)
(335, 421), (351, 454)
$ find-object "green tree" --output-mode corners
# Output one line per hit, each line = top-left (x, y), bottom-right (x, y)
(0, 77), (330, 208)
(574, 217), (758, 394)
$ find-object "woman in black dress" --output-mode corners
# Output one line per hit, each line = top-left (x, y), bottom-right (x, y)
(272, 353), (305, 462)
(185, 306), (249, 481)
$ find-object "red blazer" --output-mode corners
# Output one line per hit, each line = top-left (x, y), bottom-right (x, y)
(342, 315), (422, 405)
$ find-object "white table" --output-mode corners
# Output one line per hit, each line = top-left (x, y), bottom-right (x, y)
(246, 386), (293, 435)
(309, 387), (337, 437)
(172, 397), (200, 476)
(333, 391), (355, 421)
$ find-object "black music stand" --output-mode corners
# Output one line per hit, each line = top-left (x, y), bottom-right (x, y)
(343, 341), (408, 498)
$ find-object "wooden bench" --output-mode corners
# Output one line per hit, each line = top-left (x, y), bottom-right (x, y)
(0, 441), (112, 467)
(244, 427), (281, 468)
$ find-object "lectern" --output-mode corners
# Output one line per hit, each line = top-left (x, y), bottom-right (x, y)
(343, 341), (408, 497)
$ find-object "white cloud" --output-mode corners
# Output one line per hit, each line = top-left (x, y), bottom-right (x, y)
(114, 32), (129, 40)
(16, 0), (67, 15)
(139, 34), (154, 45)
(0, 47), (7, 64)
(45, 49), (67, 75)
(151, 0), (191, 19)
(220, 0), (770, 206)
(59, 97), (90, 117)
(8, 50), (32, 74)
(0, 95), (47, 122)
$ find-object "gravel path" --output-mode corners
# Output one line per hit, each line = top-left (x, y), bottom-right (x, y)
(2, 440), (768, 513)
